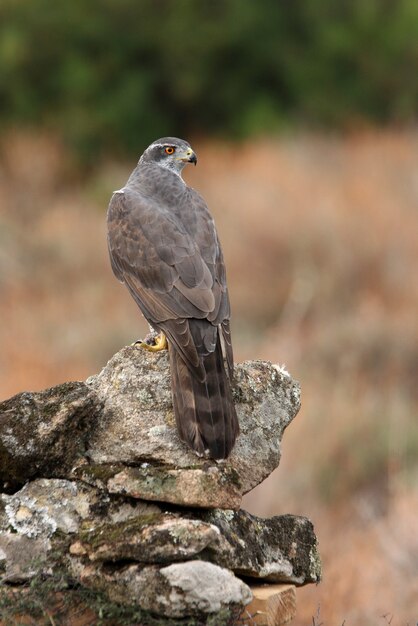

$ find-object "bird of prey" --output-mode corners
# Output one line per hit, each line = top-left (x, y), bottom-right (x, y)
(107, 137), (239, 459)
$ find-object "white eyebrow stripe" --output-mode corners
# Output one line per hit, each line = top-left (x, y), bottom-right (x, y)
(143, 143), (172, 155)
(148, 143), (174, 149)
(147, 143), (189, 151)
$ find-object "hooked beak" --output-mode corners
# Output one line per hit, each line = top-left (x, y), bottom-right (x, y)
(177, 148), (197, 165)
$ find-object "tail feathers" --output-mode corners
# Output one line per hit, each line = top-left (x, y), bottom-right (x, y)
(168, 334), (239, 459)
(170, 350), (205, 455)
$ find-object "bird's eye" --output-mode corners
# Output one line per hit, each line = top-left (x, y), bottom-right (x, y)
(165, 146), (175, 155)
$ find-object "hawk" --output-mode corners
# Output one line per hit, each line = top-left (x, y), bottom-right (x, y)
(107, 137), (239, 459)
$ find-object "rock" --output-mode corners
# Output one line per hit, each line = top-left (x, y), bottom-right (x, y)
(0, 478), (162, 582)
(75, 560), (252, 619)
(0, 478), (97, 582)
(230, 360), (301, 493)
(199, 509), (322, 585)
(0, 347), (300, 501)
(85, 347), (300, 495)
(74, 515), (221, 564)
(0, 347), (319, 623)
(71, 505), (320, 586)
(75, 462), (242, 509)
(0, 533), (52, 583)
(148, 561), (252, 618)
(0, 382), (100, 491)
(0, 479), (102, 538)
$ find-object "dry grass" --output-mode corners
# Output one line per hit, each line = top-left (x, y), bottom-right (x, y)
(0, 129), (417, 623)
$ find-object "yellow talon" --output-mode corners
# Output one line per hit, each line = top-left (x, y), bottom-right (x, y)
(135, 332), (167, 352)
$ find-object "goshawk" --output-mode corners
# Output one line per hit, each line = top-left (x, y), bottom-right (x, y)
(107, 137), (239, 459)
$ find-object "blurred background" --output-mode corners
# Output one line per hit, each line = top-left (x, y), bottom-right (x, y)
(0, 0), (417, 623)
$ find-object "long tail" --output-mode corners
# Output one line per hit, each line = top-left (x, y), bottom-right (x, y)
(168, 325), (239, 459)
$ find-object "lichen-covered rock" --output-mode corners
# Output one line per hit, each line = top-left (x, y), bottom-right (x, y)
(73, 515), (221, 564)
(0, 533), (52, 582)
(0, 478), (98, 582)
(75, 462), (242, 509)
(0, 347), (300, 499)
(230, 360), (301, 492)
(145, 561), (252, 618)
(0, 347), (320, 622)
(74, 559), (252, 619)
(69, 504), (321, 586)
(0, 479), (103, 538)
(0, 382), (100, 490)
(199, 509), (322, 585)
(85, 347), (300, 494)
(0, 478), (162, 582)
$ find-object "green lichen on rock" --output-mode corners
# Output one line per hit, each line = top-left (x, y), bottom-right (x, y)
(76, 462), (242, 510)
(0, 570), (237, 626)
(75, 514), (221, 565)
(78, 511), (163, 551)
(73, 462), (122, 486)
(0, 347), (321, 622)
(85, 348), (301, 495)
(77, 560), (251, 622)
(125, 464), (178, 496)
(309, 537), (323, 581)
(0, 382), (101, 491)
(197, 509), (322, 585)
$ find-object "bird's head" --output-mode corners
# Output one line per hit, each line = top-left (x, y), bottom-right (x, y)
(139, 137), (197, 175)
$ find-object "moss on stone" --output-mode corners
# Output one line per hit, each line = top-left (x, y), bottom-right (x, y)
(75, 463), (121, 485)
(309, 542), (322, 580)
(78, 512), (163, 551)
(219, 467), (242, 490)
(0, 571), (236, 625)
(137, 467), (178, 495)
(0, 382), (100, 491)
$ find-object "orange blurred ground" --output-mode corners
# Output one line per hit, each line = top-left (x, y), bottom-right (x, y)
(0, 130), (417, 624)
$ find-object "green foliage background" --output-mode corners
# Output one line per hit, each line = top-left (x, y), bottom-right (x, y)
(0, 0), (417, 158)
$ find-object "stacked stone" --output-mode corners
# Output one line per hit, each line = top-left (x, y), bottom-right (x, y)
(0, 347), (321, 623)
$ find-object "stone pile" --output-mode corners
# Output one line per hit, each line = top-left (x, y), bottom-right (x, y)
(0, 346), (321, 623)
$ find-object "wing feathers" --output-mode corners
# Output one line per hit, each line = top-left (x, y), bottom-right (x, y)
(107, 190), (228, 325)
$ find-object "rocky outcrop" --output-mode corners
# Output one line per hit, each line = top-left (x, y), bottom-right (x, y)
(84, 347), (300, 496)
(198, 509), (321, 584)
(0, 346), (319, 623)
(0, 383), (99, 492)
(0, 348), (300, 498)
(0, 478), (93, 582)
(73, 559), (252, 619)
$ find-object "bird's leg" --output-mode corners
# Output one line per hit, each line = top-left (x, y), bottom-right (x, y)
(140, 332), (167, 352)
(132, 325), (167, 352)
